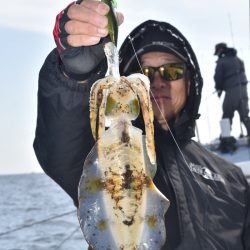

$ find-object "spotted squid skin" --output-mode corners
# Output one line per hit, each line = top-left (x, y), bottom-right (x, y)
(78, 41), (169, 249)
(89, 74), (156, 164)
(78, 120), (169, 250)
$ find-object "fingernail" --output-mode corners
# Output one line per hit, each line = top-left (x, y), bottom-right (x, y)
(98, 2), (109, 13)
(91, 36), (100, 43)
(98, 28), (108, 36)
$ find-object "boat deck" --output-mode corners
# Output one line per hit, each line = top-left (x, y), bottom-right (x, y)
(205, 136), (250, 182)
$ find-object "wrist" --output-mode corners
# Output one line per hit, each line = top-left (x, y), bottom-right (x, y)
(59, 58), (107, 82)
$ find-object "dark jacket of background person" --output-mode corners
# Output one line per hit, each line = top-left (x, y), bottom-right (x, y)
(34, 20), (250, 250)
(214, 47), (248, 91)
(214, 46), (250, 138)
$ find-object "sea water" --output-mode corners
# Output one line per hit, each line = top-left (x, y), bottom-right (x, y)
(0, 173), (88, 250)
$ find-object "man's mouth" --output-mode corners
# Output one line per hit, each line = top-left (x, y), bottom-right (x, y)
(150, 95), (171, 100)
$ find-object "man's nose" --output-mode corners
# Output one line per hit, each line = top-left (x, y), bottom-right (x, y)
(151, 72), (166, 89)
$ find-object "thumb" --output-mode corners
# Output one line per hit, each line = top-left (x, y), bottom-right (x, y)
(116, 12), (124, 26)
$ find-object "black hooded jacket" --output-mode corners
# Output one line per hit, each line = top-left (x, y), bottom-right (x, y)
(34, 20), (250, 249)
(214, 48), (248, 91)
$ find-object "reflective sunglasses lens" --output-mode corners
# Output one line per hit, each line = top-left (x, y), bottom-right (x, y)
(141, 63), (185, 82)
(142, 67), (155, 81)
(161, 64), (185, 81)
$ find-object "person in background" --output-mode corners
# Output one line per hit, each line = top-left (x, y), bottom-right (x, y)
(214, 42), (250, 146)
(34, 1), (250, 249)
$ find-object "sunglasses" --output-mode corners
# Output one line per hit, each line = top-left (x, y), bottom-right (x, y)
(139, 63), (186, 82)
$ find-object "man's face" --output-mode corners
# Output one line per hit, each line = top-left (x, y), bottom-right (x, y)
(140, 52), (189, 129)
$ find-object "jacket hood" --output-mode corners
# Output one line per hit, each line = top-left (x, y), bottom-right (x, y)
(223, 47), (237, 57)
(119, 20), (203, 140)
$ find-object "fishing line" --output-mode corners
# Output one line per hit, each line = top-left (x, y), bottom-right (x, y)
(128, 35), (144, 74)
(128, 36), (191, 170)
(127, 37), (214, 187)
(53, 225), (80, 250)
(0, 210), (76, 237)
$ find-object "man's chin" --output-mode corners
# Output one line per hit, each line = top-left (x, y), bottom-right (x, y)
(152, 104), (172, 119)
(153, 109), (176, 122)
(154, 112), (171, 122)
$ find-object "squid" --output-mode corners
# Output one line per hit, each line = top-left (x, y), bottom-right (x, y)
(77, 1), (169, 249)
(78, 41), (169, 249)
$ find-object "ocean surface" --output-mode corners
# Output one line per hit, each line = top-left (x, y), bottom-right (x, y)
(0, 162), (249, 250)
(0, 173), (89, 250)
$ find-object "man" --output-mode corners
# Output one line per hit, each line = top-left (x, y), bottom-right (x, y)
(34, 1), (250, 249)
(214, 42), (250, 139)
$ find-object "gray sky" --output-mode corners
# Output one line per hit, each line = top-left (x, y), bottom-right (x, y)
(0, 0), (249, 174)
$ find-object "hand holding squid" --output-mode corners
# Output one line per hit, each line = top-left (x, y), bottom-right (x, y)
(53, 0), (124, 76)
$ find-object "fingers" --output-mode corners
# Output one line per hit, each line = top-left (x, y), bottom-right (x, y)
(65, 1), (109, 46)
(65, 20), (108, 36)
(67, 34), (101, 47)
(80, 0), (110, 15)
(116, 12), (124, 26)
(67, 2), (109, 28)
(65, 0), (124, 47)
